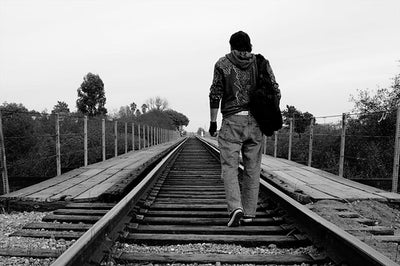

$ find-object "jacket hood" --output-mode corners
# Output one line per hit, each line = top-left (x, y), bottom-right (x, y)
(226, 50), (255, 70)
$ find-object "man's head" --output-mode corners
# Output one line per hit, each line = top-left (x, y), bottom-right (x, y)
(229, 31), (252, 52)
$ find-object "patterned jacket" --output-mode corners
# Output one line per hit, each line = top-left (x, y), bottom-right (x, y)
(209, 50), (279, 118)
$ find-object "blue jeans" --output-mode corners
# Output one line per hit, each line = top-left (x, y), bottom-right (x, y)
(218, 114), (263, 217)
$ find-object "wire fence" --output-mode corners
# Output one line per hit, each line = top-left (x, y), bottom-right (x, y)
(2, 107), (400, 194)
(261, 109), (399, 192)
(0, 110), (180, 193)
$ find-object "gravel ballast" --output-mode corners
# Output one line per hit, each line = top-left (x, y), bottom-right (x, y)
(0, 211), (75, 266)
(3, 200), (399, 265)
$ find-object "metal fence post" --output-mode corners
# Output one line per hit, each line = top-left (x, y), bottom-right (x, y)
(114, 121), (118, 157)
(151, 126), (153, 145)
(125, 122), (128, 154)
(151, 126), (154, 146)
(138, 124), (141, 150)
(148, 126), (151, 147)
(153, 127), (157, 145)
(392, 106), (400, 192)
(288, 118), (293, 160)
(156, 127), (159, 145)
(308, 117), (315, 167)
(339, 113), (347, 177)
(84, 116), (88, 166)
(143, 125), (146, 148)
(274, 131), (278, 158)
(55, 113), (61, 176)
(147, 125), (150, 147)
(102, 119), (106, 161)
(142, 125), (145, 148)
(132, 123), (135, 151)
(0, 112), (9, 195)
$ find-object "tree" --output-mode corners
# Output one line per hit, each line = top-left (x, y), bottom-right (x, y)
(52, 101), (70, 114)
(135, 109), (141, 117)
(164, 109), (189, 131)
(141, 104), (148, 114)
(350, 73), (400, 137)
(0, 103), (40, 177)
(117, 105), (135, 120)
(282, 105), (314, 135)
(145, 96), (169, 111)
(76, 73), (107, 117)
(351, 73), (400, 115)
(137, 109), (174, 129)
(130, 102), (137, 114)
(341, 72), (400, 180)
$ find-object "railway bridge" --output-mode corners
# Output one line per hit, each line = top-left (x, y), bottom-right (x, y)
(1, 110), (400, 265)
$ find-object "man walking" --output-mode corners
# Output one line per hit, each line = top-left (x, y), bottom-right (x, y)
(208, 31), (280, 227)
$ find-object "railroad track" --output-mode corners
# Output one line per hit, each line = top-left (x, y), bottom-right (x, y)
(3, 137), (398, 265)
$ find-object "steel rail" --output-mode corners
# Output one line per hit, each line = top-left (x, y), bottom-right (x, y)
(197, 136), (398, 266)
(51, 138), (188, 266)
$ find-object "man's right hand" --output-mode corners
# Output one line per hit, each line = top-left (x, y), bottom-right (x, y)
(209, 121), (217, 137)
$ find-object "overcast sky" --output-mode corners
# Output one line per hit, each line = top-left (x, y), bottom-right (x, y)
(1, 0), (399, 131)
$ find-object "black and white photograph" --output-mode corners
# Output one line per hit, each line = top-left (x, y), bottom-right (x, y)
(1, 0), (400, 265)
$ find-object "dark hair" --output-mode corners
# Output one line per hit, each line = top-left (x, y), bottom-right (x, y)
(229, 31), (252, 52)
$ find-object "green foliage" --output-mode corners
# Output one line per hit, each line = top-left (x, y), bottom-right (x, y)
(342, 73), (400, 181)
(52, 101), (70, 114)
(141, 104), (148, 114)
(58, 115), (84, 171)
(282, 105), (314, 135)
(345, 126), (393, 179)
(311, 124), (341, 174)
(145, 96), (169, 111)
(351, 75), (400, 114)
(164, 109), (189, 130)
(130, 102), (137, 113)
(1, 94), (190, 191)
(0, 103), (37, 163)
(267, 122), (341, 174)
(280, 72), (400, 184)
(76, 73), (107, 117)
(137, 110), (174, 129)
(115, 102), (138, 120)
(117, 105), (136, 120)
(1, 103), (56, 177)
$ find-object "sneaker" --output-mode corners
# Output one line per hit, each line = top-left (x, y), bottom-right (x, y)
(241, 216), (254, 224)
(227, 208), (244, 227)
